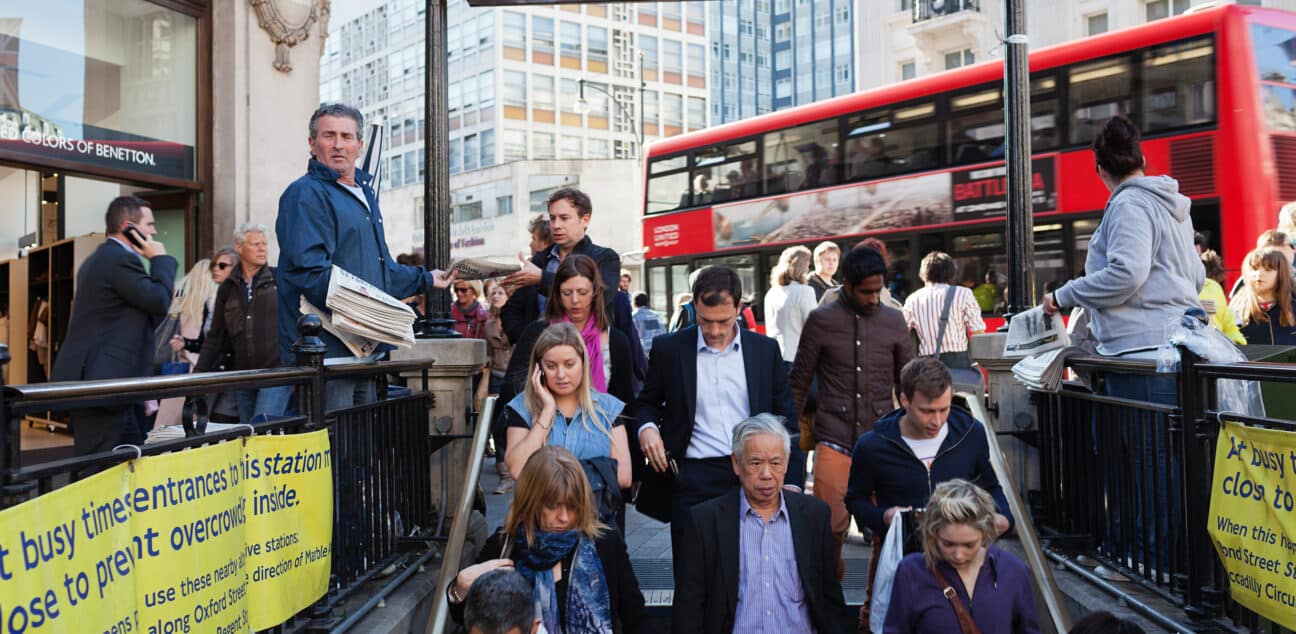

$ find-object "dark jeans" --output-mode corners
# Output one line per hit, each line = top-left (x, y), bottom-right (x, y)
(671, 457), (741, 585)
(488, 374), (508, 465)
(1103, 372), (1180, 572)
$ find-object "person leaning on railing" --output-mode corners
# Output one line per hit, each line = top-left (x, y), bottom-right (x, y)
(1041, 114), (1204, 406)
(447, 446), (649, 634)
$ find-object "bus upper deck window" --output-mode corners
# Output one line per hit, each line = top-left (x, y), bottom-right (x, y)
(1068, 57), (1133, 145)
(1142, 38), (1214, 132)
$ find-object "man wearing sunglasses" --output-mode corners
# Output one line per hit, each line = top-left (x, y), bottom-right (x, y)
(197, 224), (290, 422)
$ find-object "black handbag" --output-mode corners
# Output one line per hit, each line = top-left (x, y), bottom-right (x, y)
(632, 460), (676, 523)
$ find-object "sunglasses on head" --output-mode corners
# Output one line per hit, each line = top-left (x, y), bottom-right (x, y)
(214, 262), (232, 270)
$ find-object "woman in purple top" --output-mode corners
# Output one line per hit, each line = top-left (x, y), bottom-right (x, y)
(884, 479), (1040, 634)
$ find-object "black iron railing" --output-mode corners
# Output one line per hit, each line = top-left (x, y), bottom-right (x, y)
(1035, 347), (1296, 633)
(912, 0), (979, 24)
(0, 316), (468, 631)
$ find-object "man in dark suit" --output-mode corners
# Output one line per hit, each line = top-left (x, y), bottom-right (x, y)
(51, 196), (178, 455)
(629, 265), (797, 583)
(673, 414), (846, 633)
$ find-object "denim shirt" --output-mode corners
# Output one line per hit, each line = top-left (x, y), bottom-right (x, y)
(275, 158), (431, 363)
(505, 391), (625, 460)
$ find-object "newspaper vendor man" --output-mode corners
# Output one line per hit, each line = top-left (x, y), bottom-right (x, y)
(277, 103), (456, 408)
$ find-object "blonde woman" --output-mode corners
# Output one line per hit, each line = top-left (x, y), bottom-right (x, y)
(764, 245), (817, 364)
(883, 479), (1039, 633)
(156, 256), (226, 428)
(502, 322), (632, 490)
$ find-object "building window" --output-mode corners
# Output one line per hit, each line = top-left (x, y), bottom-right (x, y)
(502, 129), (527, 162)
(775, 22), (791, 43)
(560, 78), (580, 112)
(944, 49), (974, 70)
(835, 4), (849, 25)
(560, 136), (582, 159)
(532, 16), (554, 54)
(389, 155), (404, 187)
(901, 61), (916, 80)
(477, 12), (493, 49)
(450, 139), (463, 174)
(479, 70), (495, 109)
(533, 74), (555, 110)
(836, 64), (850, 84)
(503, 12), (525, 48)
(589, 138), (610, 158)
(588, 26), (608, 64)
(663, 93), (684, 129)
(899, 0), (912, 11)
(533, 132), (555, 159)
(464, 134), (479, 171)
(640, 35), (659, 70)
(497, 195), (513, 216)
(643, 90), (660, 124)
(688, 43), (705, 76)
(481, 129), (495, 167)
(503, 70), (527, 106)
(775, 49), (790, 69)
(1086, 12), (1108, 35)
(454, 202), (482, 223)
(776, 76), (791, 98)
(1146, 0), (1190, 21)
(561, 21), (582, 58)
(663, 40), (682, 73)
(688, 96), (706, 128)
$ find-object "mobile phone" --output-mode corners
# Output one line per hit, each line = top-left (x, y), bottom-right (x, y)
(123, 223), (147, 249)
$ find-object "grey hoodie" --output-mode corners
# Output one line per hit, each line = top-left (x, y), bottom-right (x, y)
(1054, 175), (1205, 355)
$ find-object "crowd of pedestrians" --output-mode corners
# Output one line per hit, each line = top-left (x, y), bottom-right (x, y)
(56, 102), (1295, 633)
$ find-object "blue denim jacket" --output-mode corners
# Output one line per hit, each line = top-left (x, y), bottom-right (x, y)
(276, 158), (430, 363)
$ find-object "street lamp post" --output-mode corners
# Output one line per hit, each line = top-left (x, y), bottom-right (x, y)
(574, 51), (646, 157)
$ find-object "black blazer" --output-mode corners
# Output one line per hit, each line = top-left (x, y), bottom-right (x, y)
(627, 326), (796, 462)
(51, 240), (178, 382)
(501, 235), (623, 341)
(672, 489), (846, 634)
(451, 529), (653, 634)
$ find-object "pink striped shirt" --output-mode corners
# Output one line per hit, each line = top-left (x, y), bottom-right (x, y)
(903, 284), (986, 356)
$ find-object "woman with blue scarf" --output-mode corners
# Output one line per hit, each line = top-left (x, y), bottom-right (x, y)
(448, 447), (649, 633)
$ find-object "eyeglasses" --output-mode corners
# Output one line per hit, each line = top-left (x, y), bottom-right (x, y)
(454, 287), (472, 294)
(214, 262), (232, 270)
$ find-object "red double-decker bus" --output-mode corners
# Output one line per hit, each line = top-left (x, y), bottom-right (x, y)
(640, 4), (1296, 324)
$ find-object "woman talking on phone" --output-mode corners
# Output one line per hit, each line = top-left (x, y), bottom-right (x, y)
(502, 322), (632, 491)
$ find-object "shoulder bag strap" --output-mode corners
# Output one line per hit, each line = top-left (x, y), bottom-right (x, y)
(928, 563), (983, 634)
(933, 285), (957, 358)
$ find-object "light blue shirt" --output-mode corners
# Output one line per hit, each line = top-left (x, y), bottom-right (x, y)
(687, 326), (750, 459)
(735, 492), (813, 633)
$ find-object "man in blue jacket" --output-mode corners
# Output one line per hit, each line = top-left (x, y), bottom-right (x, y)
(276, 103), (454, 409)
(845, 356), (1012, 545)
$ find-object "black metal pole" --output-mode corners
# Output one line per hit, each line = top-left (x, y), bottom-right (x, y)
(421, 0), (457, 337)
(1004, 0), (1035, 316)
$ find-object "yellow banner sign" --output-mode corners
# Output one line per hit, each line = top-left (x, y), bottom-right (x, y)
(0, 429), (332, 633)
(1207, 419), (1296, 629)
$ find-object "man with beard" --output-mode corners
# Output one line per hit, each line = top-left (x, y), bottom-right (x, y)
(788, 245), (912, 579)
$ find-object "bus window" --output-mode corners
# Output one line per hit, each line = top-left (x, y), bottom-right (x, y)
(1142, 38), (1214, 132)
(1261, 85), (1296, 132)
(949, 88), (1004, 165)
(648, 265), (668, 315)
(647, 171), (690, 213)
(763, 120), (840, 194)
(695, 140), (758, 203)
(1034, 223), (1069, 298)
(1068, 56), (1132, 145)
(695, 254), (759, 304)
(845, 103), (939, 181)
(1252, 24), (1296, 85)
(670, 263), (691, 302)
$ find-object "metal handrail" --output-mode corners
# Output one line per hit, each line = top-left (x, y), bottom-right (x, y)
(964, 390), (1072, 634)
(4, 366), (317, 410)
(426, 395), (496, 634)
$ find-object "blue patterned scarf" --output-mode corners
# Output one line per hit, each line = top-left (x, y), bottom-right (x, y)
(512, 530), (612, 634)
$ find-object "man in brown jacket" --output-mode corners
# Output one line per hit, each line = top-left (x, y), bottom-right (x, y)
(789, 244), (911, 578)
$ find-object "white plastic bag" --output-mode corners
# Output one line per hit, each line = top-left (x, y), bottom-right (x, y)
(869, 512), (906, 633)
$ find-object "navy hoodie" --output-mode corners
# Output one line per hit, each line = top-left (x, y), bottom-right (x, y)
(845, 406), (1013, 536)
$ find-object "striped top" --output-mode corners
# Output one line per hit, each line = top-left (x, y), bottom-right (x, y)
(903, 284), (987, 356)
(734, 493), (813, 633)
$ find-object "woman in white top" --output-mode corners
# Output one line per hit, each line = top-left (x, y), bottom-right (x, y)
(903, 251), (986, 361)
(763, 245), (818, 364)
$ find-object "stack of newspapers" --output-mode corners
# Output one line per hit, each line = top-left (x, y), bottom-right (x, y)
(299, 266), (417, 357)
(1004, 306), (1074, 392)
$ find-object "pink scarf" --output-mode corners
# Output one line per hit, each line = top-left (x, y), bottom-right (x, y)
(557, 315), (607, 392)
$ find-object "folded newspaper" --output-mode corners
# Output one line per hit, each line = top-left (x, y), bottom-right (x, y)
(1011, 346), (1086, 392)
(300, 297), (380, 358)
(449, 257), (521, 281)
(322, 265), (417, 350)
(1002, 306), (1070, 358)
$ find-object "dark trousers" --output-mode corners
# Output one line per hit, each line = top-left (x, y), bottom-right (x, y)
(71, 405), (143, 457)
(671, 456), (740, 584)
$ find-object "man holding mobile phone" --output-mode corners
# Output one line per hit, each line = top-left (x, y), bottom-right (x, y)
(52, 196), (177, 456)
